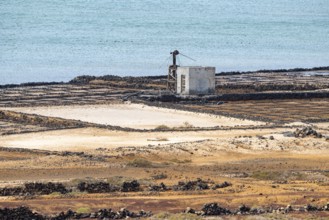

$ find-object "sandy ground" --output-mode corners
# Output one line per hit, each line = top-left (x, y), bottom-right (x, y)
(2, 103), (264, 129)
(313, 122), (329, 130)
(0, 127), (291, 152)
(0, 118), (329, 218)
(1, 127), (328, 155)
(1, 76), (329, 218)
(0, 126), (329, 217)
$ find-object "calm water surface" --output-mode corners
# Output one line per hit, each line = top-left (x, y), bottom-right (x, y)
(1, 0), (329, 84)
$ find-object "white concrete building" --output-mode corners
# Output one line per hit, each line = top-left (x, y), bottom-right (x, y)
(176, 66), (216, 95)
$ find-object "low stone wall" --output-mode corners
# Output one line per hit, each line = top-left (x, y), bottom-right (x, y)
(145, 92), (329, 102)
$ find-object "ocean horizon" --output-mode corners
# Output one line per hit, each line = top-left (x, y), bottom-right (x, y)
(1, 0), (329, 85)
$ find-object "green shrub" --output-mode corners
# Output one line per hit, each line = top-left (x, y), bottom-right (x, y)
(76, 207), (91, 214)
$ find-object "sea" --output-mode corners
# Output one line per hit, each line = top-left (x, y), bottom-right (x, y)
(1, 0), (329, 85)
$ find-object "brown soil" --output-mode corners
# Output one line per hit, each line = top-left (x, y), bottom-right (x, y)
(0, 72), (329, 218)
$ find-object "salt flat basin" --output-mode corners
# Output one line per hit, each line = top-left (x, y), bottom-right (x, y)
(2, 103), (264, 129)
(0, 128), (208, 151)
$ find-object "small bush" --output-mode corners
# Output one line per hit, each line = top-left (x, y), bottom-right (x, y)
(151, 173), (168, 180)
(107, 176), (133, 186)
(323, 171), (329, 177)
(147, 137), (169, 141)
(150, 212), (202, 220)
(154, 125), (171, 131)
(156, 137), (169, 141)
(47, 192), (62, 198)
(127, 158), (154, 168)
(76, 207), (91, 214)
(171, 159), (192, 164)
(251, 171), (282, 181)
(182, 121), (194, 128)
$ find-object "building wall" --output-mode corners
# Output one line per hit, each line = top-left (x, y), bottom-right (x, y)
(176, 67), (189, 94)
(177, 67), (215, 95)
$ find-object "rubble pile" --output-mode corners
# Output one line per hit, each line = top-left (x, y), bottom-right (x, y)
(52, 208), (152, 219)
(201, 203), (232, 215)
(238, 204), (251, 214)
(77, 182), (119, 193)
(24, 182), (69, 195)
(184, 202), (329, 216)
(294, 127), (322, 138)
(0, 179), (232, 197)
(0, 182), (69, 196)
(0, 187), (25, 196)
(149, 183), (168, 192)
(1, 203), (329, 219)
(212, 181), (232, 189)
(305, 204), (319, 212)
(121, 180), (141, 192)
(0, 207), (44, 220)
(0, 206), (152, 219)
(173, 178), (209, 191)
(77, 180), (141, 193)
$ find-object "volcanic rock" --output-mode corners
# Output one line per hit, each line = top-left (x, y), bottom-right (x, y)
(121, 180), (141, 192)
(173, 178), (209, 191)
(294, 127), (322, 138)
(201, 203), (231, 216)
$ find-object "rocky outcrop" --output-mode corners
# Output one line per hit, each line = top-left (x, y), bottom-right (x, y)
(294, 127), (322, 138)
(1, 202), (329, 219)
